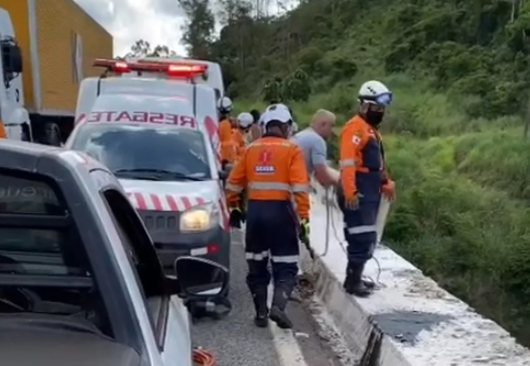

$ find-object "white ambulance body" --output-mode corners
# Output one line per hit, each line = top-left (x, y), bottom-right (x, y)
(67, 58), (231, 274)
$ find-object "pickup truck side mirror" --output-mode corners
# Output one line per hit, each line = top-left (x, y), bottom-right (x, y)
(1, 41), (23, 75)
(173, 256), (229, 300)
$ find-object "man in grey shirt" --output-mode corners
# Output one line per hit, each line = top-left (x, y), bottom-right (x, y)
(291, 109), (339, 187)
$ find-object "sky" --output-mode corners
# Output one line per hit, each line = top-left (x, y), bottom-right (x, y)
(73, 0), (296, 58)
(74, 0), (188, 56)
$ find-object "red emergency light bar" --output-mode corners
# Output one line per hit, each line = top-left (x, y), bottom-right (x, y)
(93, 58), (208, 78)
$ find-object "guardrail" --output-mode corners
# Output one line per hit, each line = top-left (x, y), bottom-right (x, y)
(303, 170), (530, 365)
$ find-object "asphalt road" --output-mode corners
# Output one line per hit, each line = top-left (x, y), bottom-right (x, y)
(191, 230), (343, 366)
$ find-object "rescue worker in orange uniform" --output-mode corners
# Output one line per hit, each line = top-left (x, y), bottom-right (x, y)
(0, 122), (6, 138)
(338, 80), (396, 297)
(234, 112), (254, 158)
(225, 105), (310, 329)
(217, 96), (237, 168)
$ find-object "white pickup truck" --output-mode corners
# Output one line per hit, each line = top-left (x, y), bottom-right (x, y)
(0, 140), (228, 366)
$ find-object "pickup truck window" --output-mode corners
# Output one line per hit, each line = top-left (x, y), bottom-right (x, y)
(101, 188), (169, 349)
(0, 169), (111, 336)
(0, 174), (66, 215)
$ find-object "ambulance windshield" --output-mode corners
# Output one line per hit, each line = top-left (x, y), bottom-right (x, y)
(70, 123), (211, 181)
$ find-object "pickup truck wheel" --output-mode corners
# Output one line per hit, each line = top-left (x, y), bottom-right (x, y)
(44, 123), (62, 146)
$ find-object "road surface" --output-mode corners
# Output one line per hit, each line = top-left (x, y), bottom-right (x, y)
(191, 230), (344, 366)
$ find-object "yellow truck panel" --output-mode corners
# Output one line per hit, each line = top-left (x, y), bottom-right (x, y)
(0, 0), (113, 114)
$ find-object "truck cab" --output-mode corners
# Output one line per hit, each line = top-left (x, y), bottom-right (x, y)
(0, 8), (30, 141)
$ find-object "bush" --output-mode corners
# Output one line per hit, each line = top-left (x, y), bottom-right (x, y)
(225, 0), (530, 347)
(384, 131), (530, 343)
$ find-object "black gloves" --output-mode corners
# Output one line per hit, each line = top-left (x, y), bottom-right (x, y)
(229, 207), (246, 228)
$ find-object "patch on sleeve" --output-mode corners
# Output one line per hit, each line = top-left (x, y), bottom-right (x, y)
(352, 135), (362, 145)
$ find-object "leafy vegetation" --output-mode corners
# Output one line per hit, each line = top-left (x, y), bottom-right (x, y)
(122, 0), (530, 345)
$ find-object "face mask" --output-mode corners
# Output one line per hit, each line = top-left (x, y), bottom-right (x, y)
(365, 110), (384, 126)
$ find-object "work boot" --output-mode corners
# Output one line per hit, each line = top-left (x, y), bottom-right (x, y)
(362, 276), (376, 289)
(269, 285), (293, 329)
(251, 287), (269, 328)
(343, 263), (372, 297)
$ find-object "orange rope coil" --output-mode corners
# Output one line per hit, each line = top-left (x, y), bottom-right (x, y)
(193, 347), (216, 366)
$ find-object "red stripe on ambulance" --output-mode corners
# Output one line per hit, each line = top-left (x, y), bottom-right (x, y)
(75, 113), (87, 125)
(181, 196), (192, 210)
(204, 116), (222, 166)
(165, 195), (179, 211)
(150, 194), (163, 210)
(134, 192), (147, 210)
(126, 191), (207, 212)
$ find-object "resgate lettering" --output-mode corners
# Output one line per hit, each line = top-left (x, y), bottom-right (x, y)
(87, 111), (196, 128)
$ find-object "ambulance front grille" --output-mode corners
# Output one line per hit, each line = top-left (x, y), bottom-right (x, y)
(138, 211), (180, 232)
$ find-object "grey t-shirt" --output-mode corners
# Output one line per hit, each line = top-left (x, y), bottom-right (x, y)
(291, 127), (327, 176)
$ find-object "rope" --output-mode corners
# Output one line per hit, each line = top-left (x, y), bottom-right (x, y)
(193, 347), (216, 366)
(321, 186), (331, 257)
(320, 186), (383, 288)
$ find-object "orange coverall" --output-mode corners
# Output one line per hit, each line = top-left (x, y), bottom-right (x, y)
(219, 117), (238, 164)
(225, 135), (309, 309)
(0, 122), (6, 138)
(339, 115), (390, 266)
(232, 128), (247, 161)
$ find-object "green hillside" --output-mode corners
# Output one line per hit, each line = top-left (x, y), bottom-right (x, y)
(174, 0), (530, 345)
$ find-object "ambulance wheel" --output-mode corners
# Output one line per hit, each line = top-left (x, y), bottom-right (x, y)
(21, 123), (31, 142)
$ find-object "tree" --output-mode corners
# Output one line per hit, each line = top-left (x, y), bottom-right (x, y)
(178, 0), (215, 59)
(123, 39), (177, 58)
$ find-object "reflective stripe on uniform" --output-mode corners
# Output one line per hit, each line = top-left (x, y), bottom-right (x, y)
(248, 181), (309, 192)
(347, 225), (376, 234)
(340, 159), (356, 168)
(271, 255), (299, 263)
(246, 250), (269, 261)
(226, 182), (244, 193)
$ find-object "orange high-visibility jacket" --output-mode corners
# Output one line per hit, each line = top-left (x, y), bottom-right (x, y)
(225, 136), (310, 219)
(232, 128), (247, 160)
(0, 121), (6, 138)
(219, 118), (238, 163)
(339, 115), (389, 199)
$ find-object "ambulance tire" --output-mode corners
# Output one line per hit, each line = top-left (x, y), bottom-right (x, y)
(21, 123), (31, 142)
(44, 123), (62, 146)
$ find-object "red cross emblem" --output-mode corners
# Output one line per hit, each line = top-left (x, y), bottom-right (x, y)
(258, 149), (272, 164)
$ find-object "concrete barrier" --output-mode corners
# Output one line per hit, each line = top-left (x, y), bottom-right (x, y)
(304, 178), (530, 365)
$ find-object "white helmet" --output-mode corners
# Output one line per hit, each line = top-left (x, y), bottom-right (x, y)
(260, 104), (293, 130)
(265, 103), (289, 113)
(237, 112), (253, 129)
(217, 96), (233, 114)
(358, 80), (393, 106)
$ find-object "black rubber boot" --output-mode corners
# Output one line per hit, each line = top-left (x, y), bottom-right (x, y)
(343, 262), (372, 297)
(269, 285), (293, 329)
(252, 286), (269, 328)
(362, 278), (376, 289)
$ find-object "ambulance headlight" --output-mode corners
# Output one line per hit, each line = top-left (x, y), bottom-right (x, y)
(180, 202), (219, 232)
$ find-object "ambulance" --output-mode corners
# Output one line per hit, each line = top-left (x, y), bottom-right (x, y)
(64, 58), (231, 288)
